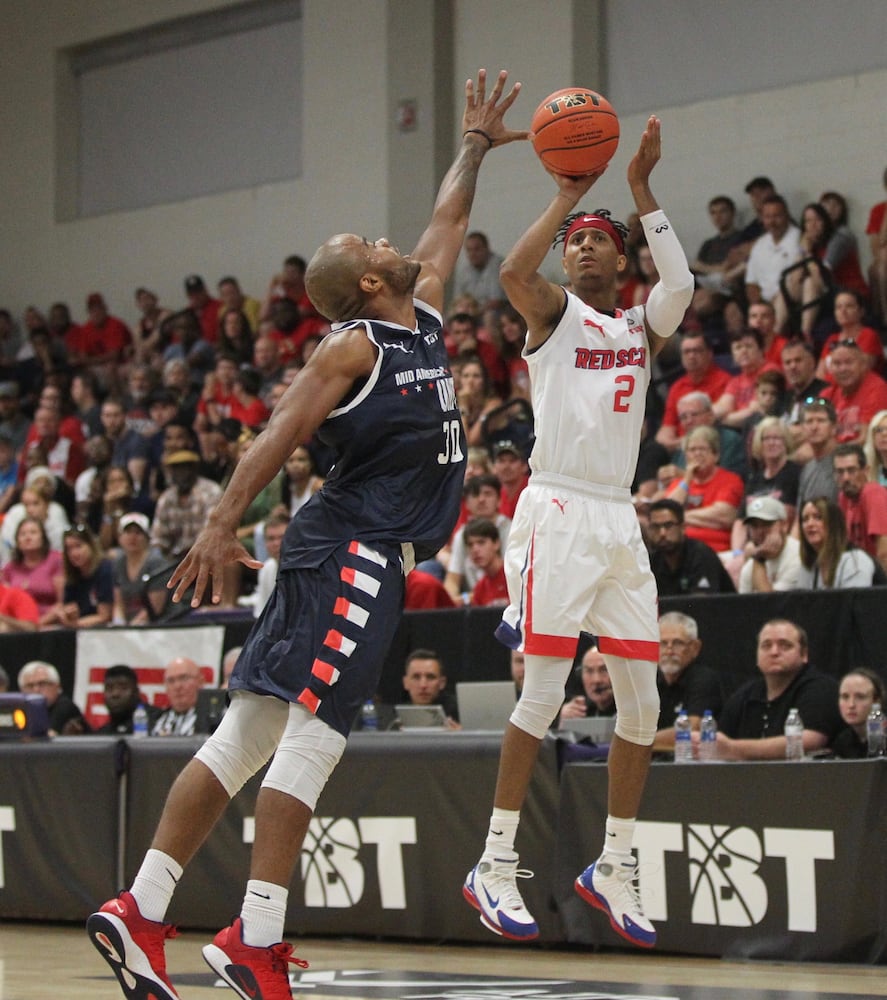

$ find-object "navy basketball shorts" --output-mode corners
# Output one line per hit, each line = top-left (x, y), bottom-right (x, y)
(229, 539), (406, 737)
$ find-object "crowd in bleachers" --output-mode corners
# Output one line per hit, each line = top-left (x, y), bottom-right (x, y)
(0, 167), (885, 633)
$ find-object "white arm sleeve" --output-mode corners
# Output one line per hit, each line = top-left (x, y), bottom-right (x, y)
(641, 209), (694, 338)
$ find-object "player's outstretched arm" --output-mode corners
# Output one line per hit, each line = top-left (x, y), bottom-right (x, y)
(168, 329), (376, 607)
(500, 167), (605, 348)
(628, 116), (693, 353)
(413, 69), (528, 311)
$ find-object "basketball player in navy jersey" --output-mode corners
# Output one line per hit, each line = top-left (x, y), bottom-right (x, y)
(464, 117), (694, 947)
(87, 70), (527, 1000)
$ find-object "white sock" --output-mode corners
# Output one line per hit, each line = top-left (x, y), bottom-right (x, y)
(240, 879), (288, 947)
(482, 808), (520, 861)
(130, 849), (183, 923)
(602, 815), (636, 861)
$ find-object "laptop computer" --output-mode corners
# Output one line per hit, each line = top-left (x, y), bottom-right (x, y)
(395, 704), (447, 729)
(557, 715), (617, 743)
(456, 681), (516, 731)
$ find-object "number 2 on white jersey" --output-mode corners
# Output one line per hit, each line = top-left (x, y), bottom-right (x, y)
(613, 374), (635, 413)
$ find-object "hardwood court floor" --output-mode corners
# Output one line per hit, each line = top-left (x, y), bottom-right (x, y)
(3, 923), (887, 1000)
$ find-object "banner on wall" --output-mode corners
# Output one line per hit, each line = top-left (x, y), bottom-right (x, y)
(74, 626), (224, 730)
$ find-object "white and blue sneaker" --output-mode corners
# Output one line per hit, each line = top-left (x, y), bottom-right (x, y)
(574, 856), (656, 948)
(463, 857), (539, 940)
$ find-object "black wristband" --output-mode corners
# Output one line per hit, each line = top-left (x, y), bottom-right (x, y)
(463, 128), (493, 149)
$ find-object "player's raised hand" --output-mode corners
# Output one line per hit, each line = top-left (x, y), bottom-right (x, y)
(463, 69), (530, 148)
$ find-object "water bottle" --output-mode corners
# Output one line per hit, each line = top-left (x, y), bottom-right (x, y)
(866, 702), (884, 757)
(674, 709), (692, 762)
(784, 707), (804, 761)
(698, 709), (718, 762)
(132, 704), (149, 738)
(361, 699), (379, 731)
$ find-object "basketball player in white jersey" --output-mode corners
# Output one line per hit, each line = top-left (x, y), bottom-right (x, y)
(464, 117), (693, 947)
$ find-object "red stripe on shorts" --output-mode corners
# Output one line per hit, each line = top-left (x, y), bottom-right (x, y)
(311, 658), (336, 685)
(598, 636), (660, 663)
(298, 688), (320, 713)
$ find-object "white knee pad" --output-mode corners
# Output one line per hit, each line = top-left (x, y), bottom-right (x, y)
(261, 703), (347, 812)
(605, 655), (659, 746)
(195, 691), (288, 797)
(510, 654), (574, 739)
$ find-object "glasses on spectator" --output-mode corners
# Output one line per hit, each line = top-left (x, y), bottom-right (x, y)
(660, 638), (690, 650)
(678, 409), (706, 421)
(829, 338), (861, 352)
(21, 678), (55, 689)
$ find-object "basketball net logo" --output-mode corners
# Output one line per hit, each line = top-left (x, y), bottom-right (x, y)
(633, 820), (835, 932)
(246, 815), (418, 909)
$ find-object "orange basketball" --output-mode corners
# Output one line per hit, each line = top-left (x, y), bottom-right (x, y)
(531, 88), (620, 177)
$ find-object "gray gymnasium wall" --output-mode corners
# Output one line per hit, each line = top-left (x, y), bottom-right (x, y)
(0, 0), (884, 319)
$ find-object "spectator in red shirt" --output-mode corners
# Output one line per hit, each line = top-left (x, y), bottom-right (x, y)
(747, 301), (788, 369)
(665, 425), (744, 553)
(20, 406), (85, 485)
(66, 293), (132, 391)
(821, 340), (887, 444)
(656, 332), (731, 452)
(712, 328), (780, 429)
(446, 311), (508, 398)
(404, 569), (457, 610)
(833, 443), (887, 575)
(195, 354), (240, 438)
(465, 518), (508, 606)
(229, 366), (271, 431)
(865, 165), (887, 329)
(0, 580), (40, 632)
(817, 290), (884, 381)
(491, 439), (529, 519)
(184, 275), (222, 345)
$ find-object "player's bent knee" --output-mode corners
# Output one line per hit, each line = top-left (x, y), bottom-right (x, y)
(261, 704), (347, 811)
(195, 691), (288, 797)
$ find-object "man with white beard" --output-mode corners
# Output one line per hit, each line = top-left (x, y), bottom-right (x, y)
(652, 611), (723, 750)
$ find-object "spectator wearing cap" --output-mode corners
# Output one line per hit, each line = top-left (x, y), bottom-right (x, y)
(150, 449), (222, 563)
(821, 339), (887, 445)
(67, 292), (132, 390)
(184, 274), (222, 345)
(737, 496), (802, 593)
(0, 381), (29, 453)
(95, 664), (162, 735)
(492, 440), (529, 519)
(112, 511), (167, 625)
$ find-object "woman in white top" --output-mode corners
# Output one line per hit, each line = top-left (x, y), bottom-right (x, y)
(797, 496), (877, 589)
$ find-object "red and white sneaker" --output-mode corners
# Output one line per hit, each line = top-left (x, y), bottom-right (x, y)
(86, 890), (180, 1000)
(203, 917), (309, 1000)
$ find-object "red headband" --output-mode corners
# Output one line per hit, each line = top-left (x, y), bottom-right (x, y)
(563, 214), (624, 255)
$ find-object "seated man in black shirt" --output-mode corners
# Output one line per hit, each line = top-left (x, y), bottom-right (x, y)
(652, 611), (723, 752)
(96, 664), (162, 735)
(646, 498), (736, 596)
(716, 618), (842, 760)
